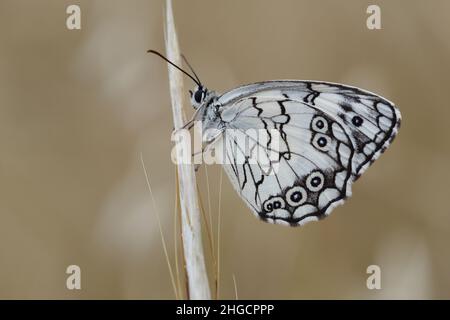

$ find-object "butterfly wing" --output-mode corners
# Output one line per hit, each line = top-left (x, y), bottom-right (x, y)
(217, 80), (401, 226)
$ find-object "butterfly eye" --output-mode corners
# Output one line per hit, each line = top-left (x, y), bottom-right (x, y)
(312, 116), (328, 133)
(306, 171), (325, 192)
(194, 90), (204, 103)
(286, 186), (307, 207)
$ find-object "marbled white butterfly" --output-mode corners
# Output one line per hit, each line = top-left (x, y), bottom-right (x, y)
(150, 50), (401, 227)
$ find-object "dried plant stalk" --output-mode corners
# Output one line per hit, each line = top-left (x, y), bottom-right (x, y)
(164, 0), (211, 300)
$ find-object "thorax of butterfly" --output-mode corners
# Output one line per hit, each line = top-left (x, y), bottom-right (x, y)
(190, 87), (221, 125)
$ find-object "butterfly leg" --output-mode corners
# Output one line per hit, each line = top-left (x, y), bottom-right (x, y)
(192, 147), (205, 172)
(191, 130), (225, 172)
(172, 105), (204, 133)
(172, 119), (195, 134)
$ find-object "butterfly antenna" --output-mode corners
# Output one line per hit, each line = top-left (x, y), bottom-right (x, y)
(181, 54), (202, 86)
(147, 49), (201, 87)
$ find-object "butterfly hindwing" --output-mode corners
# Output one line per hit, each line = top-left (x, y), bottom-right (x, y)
(220, 95), (354, 226)
(217, 81), (401, 226)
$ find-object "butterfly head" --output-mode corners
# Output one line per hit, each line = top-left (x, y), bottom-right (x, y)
(146, 50), (212, 110)
(189, 85), (209, 109)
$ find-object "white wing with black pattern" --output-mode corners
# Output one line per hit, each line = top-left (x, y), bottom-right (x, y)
(216, 80), (401, 226)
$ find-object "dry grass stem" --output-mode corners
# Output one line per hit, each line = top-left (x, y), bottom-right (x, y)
(164, 0), (211, 300)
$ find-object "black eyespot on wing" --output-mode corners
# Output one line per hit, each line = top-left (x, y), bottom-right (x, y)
(311, 177), (321, 187)
(285, 186), (307, 207)
(311, 115), (329, 133)
(273, 201), (282, 209)
(316, 120), (324, 129)
(290, 191), (302, 203)
(317, 137), (327, 147)
(305, 171), (325, 192)
(352, 116), (363, 127)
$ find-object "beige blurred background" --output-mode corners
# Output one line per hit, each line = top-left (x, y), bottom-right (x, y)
(0, 0), (449, 299)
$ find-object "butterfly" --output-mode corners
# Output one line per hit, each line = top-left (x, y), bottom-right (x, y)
(149, 51), (401, 227)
